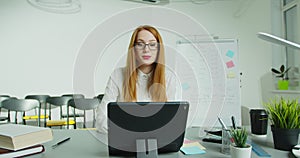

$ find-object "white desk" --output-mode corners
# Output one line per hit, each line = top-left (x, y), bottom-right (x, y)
(28, 128), (293, 158)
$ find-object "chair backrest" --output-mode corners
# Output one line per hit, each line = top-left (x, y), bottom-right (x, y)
(68, 98), (100, 110)
(62, 94), (84, 99)
(46, 96), (72, 106)
(0, 95), (10, 98)
(0, 96), (10, 108)
(25, 95), (50, 104)
(67, 98), (100, 129)
(95, 94), (104, 102)
(2, 99), (39, 112)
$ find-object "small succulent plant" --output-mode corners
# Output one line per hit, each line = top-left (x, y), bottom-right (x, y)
(230, 128), (248, 148)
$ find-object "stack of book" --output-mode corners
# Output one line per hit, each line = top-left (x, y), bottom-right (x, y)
(0, 124), (53, 157)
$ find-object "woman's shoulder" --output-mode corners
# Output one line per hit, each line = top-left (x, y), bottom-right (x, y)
(109, 67), (125, 84)
(111, 67), (125, 77)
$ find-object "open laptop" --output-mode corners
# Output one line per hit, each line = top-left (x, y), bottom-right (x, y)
(107, 101), (189, 156)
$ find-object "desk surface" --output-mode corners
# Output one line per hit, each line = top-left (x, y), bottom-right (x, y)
(29, 128), (294, 158)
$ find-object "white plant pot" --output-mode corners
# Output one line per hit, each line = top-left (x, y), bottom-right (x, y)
(230, 144), (252, 158)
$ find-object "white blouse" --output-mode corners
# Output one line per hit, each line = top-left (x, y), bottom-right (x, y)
(95, 67), (181, 133)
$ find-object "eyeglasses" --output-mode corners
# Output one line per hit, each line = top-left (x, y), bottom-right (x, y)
(134, 42), (159, 50)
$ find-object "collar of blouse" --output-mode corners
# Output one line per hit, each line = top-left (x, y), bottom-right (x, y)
(137, 68), (153, 81)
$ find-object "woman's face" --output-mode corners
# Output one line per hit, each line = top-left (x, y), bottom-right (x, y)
(134, 30), (158, 67)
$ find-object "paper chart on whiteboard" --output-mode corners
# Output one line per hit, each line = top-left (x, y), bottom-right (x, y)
(175, 39), (240, 128)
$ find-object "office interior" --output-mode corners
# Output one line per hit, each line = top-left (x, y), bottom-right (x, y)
(0, 0), (299, 127)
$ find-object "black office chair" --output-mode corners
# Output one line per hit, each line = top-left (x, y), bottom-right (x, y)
(61, 94), (85, 119)
(24, 95), (50, 127)
(2, 98), (40, 125)
(95, 94), (104, 102)
(67, 98), (100, 129)
(0, 95), (10, 122)
(62, 94), (84, 99)
(45, 96), (75, 128)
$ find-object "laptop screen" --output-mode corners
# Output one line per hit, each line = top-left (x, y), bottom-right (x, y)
(107, 101), (189, 156)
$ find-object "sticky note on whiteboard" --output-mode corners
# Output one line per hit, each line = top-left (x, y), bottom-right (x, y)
(182, 83), (190, 90)
(227, 72), (236, 78)
(226, 50), (235, 58)
(226, 61), (235, 68)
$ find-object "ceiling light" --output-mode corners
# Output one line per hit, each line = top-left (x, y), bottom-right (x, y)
(27, 0), (81, 14)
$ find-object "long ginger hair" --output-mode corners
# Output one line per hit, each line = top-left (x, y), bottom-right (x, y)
(123, 25), (167, 102)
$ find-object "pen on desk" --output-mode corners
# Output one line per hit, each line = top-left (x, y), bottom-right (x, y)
(52, 137), (71, 149)
(231, 116), (236, 129)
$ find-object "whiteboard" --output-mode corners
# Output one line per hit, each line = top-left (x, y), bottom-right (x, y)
(175, 39), (240, 129)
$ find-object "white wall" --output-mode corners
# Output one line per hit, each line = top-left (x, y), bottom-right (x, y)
(0, 0), (273, 123)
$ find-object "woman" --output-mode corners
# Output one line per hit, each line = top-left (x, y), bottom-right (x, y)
(96, 25), (180, 133)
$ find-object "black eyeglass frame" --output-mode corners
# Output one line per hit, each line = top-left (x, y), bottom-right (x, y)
(134, 42), (159, 50)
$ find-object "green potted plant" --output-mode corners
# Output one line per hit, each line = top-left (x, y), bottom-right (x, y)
(271, 64), (291, 90)
(230, 128), (252, 158)
(264, 97), (300, 151)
